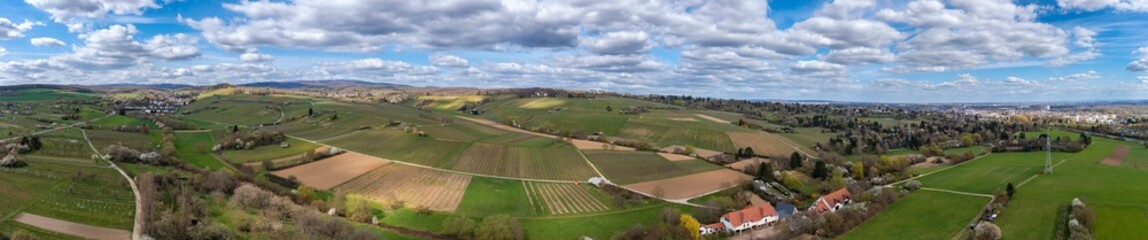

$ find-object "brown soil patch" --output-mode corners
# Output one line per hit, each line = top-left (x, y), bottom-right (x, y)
(694, 114), (729, 124)
(1102, 145), (1131, 166)
(14, 213), (130, 240)
(910, 156), (947, 169)
(623, 169), (752, 200)
(727, 132), (794, 157)
(337, 164), (472, 212)
(669, 117), (699, 122)
(746, 191), (769, 206)
(569, 138), (636, 151)
(661, 145), (724, 159)
(657, 152), (696, 161)
(725, 157), (769, 171)
(272, 151), (391, 189)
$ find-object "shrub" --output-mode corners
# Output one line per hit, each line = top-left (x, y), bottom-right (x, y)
(903, 180), (921, 191)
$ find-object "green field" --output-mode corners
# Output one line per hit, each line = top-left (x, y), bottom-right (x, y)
(91, 115), (150, 127)
(943, 145), (985, 155)
(584, 150), (724, 185)
(455, 177), (534, 217)
(777, 127), (834, 152)
(992, 138), (1148, 240)
(915, 151), (1066, 194)
(519, 202), (691, 240)
(173, 131), (226, 170)
(220, 137), (318, 164)
(0, 89), (93, 101)
(839, 191), (987, 240)
(0, 159), (135, 236)
(324, 129), (470, 168)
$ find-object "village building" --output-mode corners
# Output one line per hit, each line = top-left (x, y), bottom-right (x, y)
(809, 188), (852, 213)
(701, 204), (779, 235)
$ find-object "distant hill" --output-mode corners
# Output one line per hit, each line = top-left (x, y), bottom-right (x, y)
(239, 80), (409, 89)
(97, 83), (195, 89)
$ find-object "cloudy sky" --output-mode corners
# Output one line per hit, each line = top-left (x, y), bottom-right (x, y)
(0, 0), (1147, 102)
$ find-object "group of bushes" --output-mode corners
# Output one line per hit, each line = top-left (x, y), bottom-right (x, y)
(218, 129), (286, 151)
(1066, 198), (1095, 240)
(600, 184), (648, 208)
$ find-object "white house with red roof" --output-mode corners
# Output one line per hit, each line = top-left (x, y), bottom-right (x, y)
(713, 204), (779, 233)
(809, 188), (852, 213)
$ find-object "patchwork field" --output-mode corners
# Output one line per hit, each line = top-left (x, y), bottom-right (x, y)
(839, 191), (988, 240)
(272, 151), (391, 189)
(584, 150), (725, 185)
(619, 121), (735, 152)
(417, 95), (484, 110)
(526, 182), (614, 215)
(622, 169), (751, 200)
(0, 159), (135, 238)
(323, 129), (471, 168)
(727, 131), (797, 157)
(337, 164), (472, 212)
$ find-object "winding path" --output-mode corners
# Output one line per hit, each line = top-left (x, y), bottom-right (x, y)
(80, 129), (143, 240)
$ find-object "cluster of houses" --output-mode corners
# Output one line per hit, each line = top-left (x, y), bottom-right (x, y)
(700, 188), (852, 235)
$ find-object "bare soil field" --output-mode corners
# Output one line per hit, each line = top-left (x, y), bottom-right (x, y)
(272, 152), (391, 189)
(569, 138), (636, 151)
(725, 157), (769, 171)
(337, 164), (472, 212)
(694, 114), (729, 124)
(661, 145), (724, 159)
(727, 132), (794, 157)
(657, 152), (696, 161)
(623, 169), (751, 200)
(14, 213), (130, 240)
(1102, 145), (1130, 166)
(669, 117), (698, 122)
(527, 182), (612, 215)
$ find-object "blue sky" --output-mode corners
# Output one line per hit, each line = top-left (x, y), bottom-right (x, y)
(1, 0), (1147, 103)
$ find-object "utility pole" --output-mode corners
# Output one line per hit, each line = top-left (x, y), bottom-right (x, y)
(1045, 127), (1053, 174)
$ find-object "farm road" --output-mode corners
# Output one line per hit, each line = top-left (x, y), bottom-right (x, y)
(80, 129), (143, 240)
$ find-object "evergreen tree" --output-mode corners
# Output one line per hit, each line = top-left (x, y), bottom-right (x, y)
(789, 152), (802, 169)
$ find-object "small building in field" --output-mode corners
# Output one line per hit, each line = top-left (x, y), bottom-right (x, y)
(809, 188), (852, 213)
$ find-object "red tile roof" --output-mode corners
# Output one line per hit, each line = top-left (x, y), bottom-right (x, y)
(704, 223), (724, 230)
(723, 204), (778, 227)
(813, 188), (852, 212)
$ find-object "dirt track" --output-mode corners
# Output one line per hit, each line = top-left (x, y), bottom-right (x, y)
(15, 213), (130, 240)
(694, 114), (729, 124)
(623, 169), (751, 200)
(457, 116), (636, 151)
(1102, 145), (1130, 166)
(272, 152), (390, 189)
(657, 152), (695, 161)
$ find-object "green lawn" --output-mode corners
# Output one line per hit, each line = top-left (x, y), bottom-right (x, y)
(455, 177), (535, 217)
(0, 89), (93, 101)
(839, 191), (987, 240)
(584, 150), (724, 185)
(943, 145), (985, 155)
(174, 131), (226, 170)
(91, 115), (149, 127)
(220, 137), (318, 164)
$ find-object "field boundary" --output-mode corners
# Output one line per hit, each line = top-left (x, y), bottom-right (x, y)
(885, 152), (993, 187)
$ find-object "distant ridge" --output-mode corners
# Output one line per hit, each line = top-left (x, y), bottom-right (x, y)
(239, 80), (410, 89)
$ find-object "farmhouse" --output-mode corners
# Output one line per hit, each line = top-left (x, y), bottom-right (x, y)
(702, 204), (778, 234)
(809, 188), (852, 213)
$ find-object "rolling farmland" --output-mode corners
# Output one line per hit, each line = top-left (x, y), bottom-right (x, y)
(0, 160), (135, 236)
(337, 164), (472, 212)
(272, 151), (391, 189)
(584, 150), (724, 185)
(525, 182), (614, 215)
